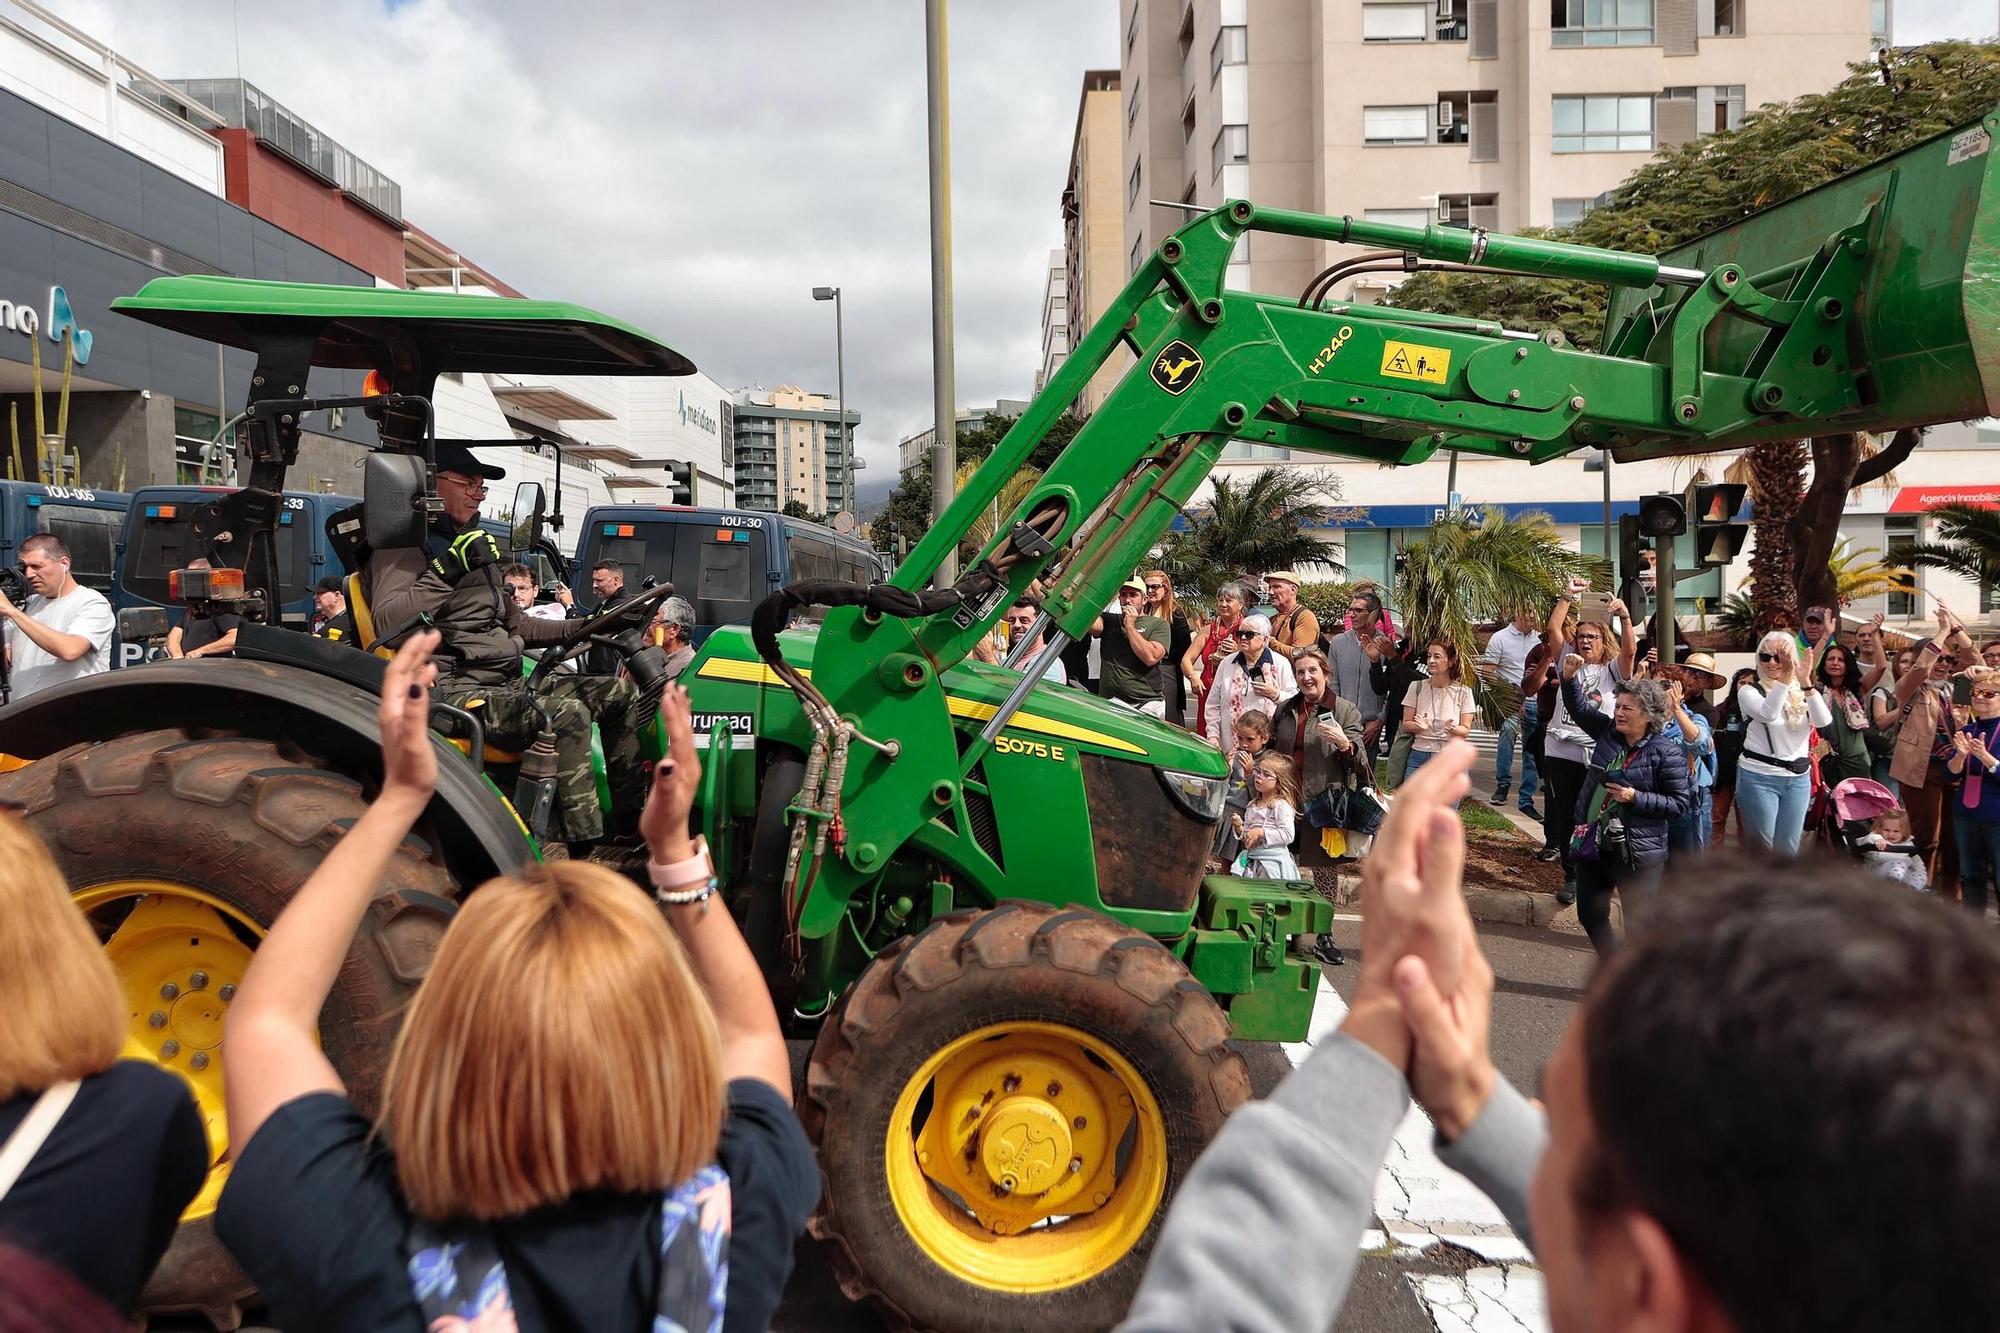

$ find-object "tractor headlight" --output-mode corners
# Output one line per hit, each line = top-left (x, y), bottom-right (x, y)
(1157, 768), (1227, 824)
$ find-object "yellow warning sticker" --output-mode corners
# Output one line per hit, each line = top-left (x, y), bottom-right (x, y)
(1380, 340), (1451, 385)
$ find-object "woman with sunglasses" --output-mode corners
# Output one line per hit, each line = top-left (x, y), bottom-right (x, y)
(1184, 581), (1251, 738)
(1538, 593), (1636, 889)
(1735, 632), (1833, 856)
(1144, 571), (1194, 726)
(1945, 667), (2000, 920)
(1889, 604), (1980, 899)
(1869, 645), (1919, 792)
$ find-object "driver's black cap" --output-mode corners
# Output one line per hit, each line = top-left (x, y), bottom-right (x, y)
(433, 441), (505, 481)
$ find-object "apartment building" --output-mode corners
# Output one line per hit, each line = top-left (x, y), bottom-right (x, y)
(1060, 69), (1130, 414)
(1120, 0), (1884, 308)
(732, 385), (860, 516)
(1037, 248), (1069, 394)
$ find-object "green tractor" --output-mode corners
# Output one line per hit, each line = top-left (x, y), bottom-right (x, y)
(6, 102), (2000, 1330)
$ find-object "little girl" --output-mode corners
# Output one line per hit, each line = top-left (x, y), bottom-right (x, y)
(1856, 807), (1929, 891)
(1211, 710), (1271, 868)
(1232, 753), (1300, 879)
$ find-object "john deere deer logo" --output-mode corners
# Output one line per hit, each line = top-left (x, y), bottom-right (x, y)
(1150, 339), (1202, 396)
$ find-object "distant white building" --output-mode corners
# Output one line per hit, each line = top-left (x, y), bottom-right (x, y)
(731, 385), (860, 515)
(897, 399), (1034, 479)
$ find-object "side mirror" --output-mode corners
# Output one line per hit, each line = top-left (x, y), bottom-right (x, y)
(117, 606), (168, 644)
(363, 451), (430, 551)
(511, 482), (546, 554)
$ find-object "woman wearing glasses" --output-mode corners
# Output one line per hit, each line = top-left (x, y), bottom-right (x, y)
(1144, 571), (1193, 725)
(1945, 666), (2000, 919)
(1734, 632), (1833, 856)
(1889, 604), (1980, 898)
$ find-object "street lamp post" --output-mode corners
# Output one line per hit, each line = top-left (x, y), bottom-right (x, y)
(812, 285), (846, 516)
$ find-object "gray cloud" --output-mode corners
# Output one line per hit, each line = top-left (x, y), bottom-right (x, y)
(53, 0), (1115, 498)
(1897, 0), (1999, 42)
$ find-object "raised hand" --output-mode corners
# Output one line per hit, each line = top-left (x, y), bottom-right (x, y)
(640, 683), (703, 861)
(1562, 653), (1584, 680)
(1391, 933), (1496, 1141)
(378, 629), (441, 809)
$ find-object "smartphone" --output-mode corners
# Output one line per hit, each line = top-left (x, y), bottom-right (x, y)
(1955, 675), (1975, 707)
(1574, 590), (1615, 624)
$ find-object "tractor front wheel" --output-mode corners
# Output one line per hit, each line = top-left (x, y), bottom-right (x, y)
(0, 729), (457, 1328)
(802, 900), (1249, 1332)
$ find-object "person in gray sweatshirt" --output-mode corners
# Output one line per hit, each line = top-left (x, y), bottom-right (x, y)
(1120, 742), (2000, 1333)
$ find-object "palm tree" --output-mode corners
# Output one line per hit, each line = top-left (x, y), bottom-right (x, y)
(1395, 509), (1601, 722)
(1826, 539), (1917, 605)
(1906, 502), (2000, 599)
(954, 459), (1043, 552)
(1156, 467), (1344, 596)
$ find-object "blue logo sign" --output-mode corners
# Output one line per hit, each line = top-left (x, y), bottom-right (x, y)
(47, 286), (91, 365)
(679, 390), (716, 435)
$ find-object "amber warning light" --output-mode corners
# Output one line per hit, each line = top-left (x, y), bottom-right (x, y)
(168, 566), (245, 603)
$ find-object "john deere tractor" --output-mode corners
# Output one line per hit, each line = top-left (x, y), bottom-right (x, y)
(6, 104), (2000, 1331)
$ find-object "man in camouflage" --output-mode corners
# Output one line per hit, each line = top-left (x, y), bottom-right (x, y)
(363, 442), (648, 844)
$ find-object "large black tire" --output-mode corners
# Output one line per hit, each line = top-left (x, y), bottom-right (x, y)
(0, 729), (458, 1328)
(801, 900), (1250, 1333)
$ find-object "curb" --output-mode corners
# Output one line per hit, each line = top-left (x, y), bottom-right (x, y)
(1462, 888), (1561, 928)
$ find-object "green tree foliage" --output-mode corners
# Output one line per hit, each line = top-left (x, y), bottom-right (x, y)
(1905, 502), (2000, 592)
(872, 411), (1084, 559)
(1155, 467), (1345, 597)
(779, 499), (829, 523)
(1384, 42), (2000, 350)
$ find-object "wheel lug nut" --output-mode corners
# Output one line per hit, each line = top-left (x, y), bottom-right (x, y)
(189, 971), (209, 990)
(160, 1040), (180, 1059)
(219, 984), (236, 1001)
(1002, 1074), (1020, 1093)
(1073, 1116), (1087, 1130)
(190, 1052), (210, 1071)
(1045, 1081), (1061, 1098)
(148, 1011), (167, 1028)
(1069, 1157), (1083, 1174)
(160, 982), (179, 1000)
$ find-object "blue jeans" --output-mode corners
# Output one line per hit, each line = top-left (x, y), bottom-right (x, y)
(1958, 816), (2000, 919)
(1669, 787), (1713, 855)
(1404, 747), (1463, 808)
(1735, 767), (1811, 856)
(1495, 702), (1541, 806)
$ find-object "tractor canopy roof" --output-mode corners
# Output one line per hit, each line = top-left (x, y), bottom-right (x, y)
(111, 275), (695, 378)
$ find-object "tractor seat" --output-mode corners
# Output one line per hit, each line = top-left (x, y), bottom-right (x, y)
(443, 708), (524, 767)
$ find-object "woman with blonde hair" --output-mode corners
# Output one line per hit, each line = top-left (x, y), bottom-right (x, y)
(1735, 629), (1833, 856)
(0, 814), (205, 1312)
(216, 632), (815, 1332)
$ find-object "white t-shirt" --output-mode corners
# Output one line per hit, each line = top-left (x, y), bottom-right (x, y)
(1407, 681), (1478, 753)
(5, 583), (114, 700)
(1481, 624), (1539, 688)
(1545, 660), (1624, 764)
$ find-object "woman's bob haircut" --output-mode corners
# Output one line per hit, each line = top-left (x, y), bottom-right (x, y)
(0, 812), (124, 1099)
(380, 860), (725, 1221)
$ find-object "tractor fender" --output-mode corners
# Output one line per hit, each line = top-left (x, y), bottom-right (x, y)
(0, 659), (534, 889)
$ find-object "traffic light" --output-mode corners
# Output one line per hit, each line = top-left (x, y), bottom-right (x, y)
(1636, 493), (1687, 538)
(1616, 513), (1651, 619)
(1692, 482), (1750, 567)
(665, 460), (694, 506)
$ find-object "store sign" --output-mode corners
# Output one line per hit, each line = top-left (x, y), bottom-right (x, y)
(0, 286), (93, 365)
(1890, 485), (2000, 512)
(679, 390), (717, 435)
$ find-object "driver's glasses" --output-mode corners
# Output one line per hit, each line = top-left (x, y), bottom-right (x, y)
(438, 473), (487, 495)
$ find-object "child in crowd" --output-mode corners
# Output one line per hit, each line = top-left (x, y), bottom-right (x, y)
(1857, 807), (1929, 891)
(1212, 710), (1271, 868)
(1233, 753), (1300, 879)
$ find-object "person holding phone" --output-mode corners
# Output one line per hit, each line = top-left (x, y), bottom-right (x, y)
(1204, 613), (1297, 753)
(1890, 600), (1980, 898)
(1541, 589), (1637, 892)
(1402, 641), (1478, 807)
(1271, 648), (1367, 965)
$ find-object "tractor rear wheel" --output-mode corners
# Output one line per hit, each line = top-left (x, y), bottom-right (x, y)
(0, 729), (457, 1329)
(802, 900), (1249, 1333)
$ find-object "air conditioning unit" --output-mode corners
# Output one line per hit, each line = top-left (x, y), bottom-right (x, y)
(1438, 99), (1456, 128)
(1436, 197), (1454, 223)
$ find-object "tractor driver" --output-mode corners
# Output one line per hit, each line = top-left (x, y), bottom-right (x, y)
(363, 442), (649, 848)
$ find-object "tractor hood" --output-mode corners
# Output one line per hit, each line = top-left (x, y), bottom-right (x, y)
(112, 275), (695, 378)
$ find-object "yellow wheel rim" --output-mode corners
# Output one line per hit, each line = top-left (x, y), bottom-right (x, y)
(73, 880), (266, 1222)
(884, 1021), (1168, 1294)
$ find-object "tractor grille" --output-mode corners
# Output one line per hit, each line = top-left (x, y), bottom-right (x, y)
(1082, 753), (1206, 914)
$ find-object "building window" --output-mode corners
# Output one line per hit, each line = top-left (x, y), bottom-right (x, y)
(1885, 517), (1920, 618)
(1711, 84), (1745, 132)
(1438, 193), (1499, 229)
(1361, 4), (1428, 42)
(1872, 0), (1890, 47)
(1127, 77), (1142, 131)
(1363, 104), (1433, 146)
(1211, 123), (1248, 176)
(1555, 198), (1604, 227)
(1129, 160), (1143, 205)
(1127, 2), (1139, 53)
(1210, 24), (1246, 79)
(1714, 0), (1744, 33)
(1365, 207), (1433, 230)
(1551, 0), (1654, 46)
(1220, 441), (1291, 461)
(1130, 235), (1144, 276)
(1552, 94), (1654, 152)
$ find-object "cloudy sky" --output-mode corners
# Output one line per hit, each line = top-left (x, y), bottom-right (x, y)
(48, 0), (1117, 506)
(39, 1), (1996, 506)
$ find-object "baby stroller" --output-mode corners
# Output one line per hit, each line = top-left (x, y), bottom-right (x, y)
(1823, 777), (1929, 890)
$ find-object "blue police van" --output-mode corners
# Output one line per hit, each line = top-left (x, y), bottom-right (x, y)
(0, 480), (131, 600)
(573, 505), (881, 644)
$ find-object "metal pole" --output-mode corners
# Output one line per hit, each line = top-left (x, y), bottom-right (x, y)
(1658, 532), (1678, 665)
(926, 0), (958, 584)
(1445, 449), (1458, 512)
(834, 288), (847, 516)
(1600, 448), (1612, 564)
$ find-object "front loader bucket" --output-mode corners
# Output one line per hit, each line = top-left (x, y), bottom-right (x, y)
(1603, 103), (2000, 441)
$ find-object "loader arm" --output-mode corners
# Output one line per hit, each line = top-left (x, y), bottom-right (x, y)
(793, 103), (2000, 931)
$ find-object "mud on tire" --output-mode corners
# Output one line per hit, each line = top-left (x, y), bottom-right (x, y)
(0, 729), (458, 1327)
(801, 900), (1250, 1333)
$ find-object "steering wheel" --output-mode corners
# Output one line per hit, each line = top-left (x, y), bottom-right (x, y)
(526, 582), (677, 688)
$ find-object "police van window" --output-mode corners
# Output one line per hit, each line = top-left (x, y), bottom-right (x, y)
(786, 533), (839, 585)
(37, 505), (120, 592)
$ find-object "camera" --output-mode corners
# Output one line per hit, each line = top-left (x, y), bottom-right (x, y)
(0, 566), (26, 605)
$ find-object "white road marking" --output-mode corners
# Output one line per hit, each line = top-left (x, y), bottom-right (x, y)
(1287, 969), (1550, 1330)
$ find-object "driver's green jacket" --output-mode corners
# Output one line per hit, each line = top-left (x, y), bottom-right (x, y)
(364, 516), (569, 687)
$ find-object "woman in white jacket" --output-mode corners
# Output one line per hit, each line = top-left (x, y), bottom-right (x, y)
(1734, 630), (1833, 856)
(1204, 614), (1297, 753)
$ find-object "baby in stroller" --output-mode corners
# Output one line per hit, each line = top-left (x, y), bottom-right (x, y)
(1832, 777), (1930, 891)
